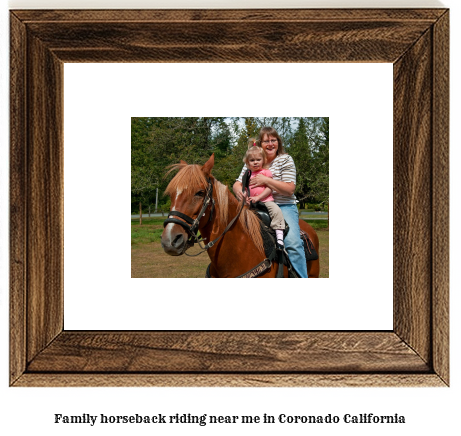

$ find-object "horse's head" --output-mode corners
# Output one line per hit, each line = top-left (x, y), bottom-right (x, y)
(161, 154), (215, 256)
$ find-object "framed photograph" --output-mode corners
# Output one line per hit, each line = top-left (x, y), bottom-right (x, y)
(10, 9), (449, 387)
(129, 115), (330, 279)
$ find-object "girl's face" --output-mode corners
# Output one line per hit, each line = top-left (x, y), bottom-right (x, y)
(260, 134), (279, 161)
(247, 154), (264, 171)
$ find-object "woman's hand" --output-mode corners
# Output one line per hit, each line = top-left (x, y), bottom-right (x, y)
(250, 187), (271, 204)
(249, 174), (269, 188)
(232, 181), (250, 204)
(233, 181), (244, 201)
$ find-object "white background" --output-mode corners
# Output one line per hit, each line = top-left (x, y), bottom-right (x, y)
(1, 1), (459, 436)
(63, 63), (392, 330)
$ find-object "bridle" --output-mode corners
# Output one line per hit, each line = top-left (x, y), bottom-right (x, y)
(163, 178), (245, 256)
(163, 178), (215, 255)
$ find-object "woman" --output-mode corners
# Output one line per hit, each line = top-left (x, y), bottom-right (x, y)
(233, 126), (308, 278)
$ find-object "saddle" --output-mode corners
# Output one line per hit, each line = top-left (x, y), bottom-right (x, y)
(251, 201), (274, 228)
(251, 201), (318, 262)
(242, 167), (318, 261)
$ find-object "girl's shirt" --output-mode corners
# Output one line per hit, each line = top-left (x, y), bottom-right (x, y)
(249, 169), (274, 202)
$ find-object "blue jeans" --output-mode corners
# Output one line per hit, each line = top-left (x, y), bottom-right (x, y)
(278, 204), (308, 278)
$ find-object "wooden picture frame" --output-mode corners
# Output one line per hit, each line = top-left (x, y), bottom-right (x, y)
(10, 9), (449, 387)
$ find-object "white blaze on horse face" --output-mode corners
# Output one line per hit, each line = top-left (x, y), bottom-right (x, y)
(164, 193), (179, 240)
(164, 221), (176, 239)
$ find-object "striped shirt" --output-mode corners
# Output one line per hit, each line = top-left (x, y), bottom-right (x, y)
(237, 153), (297, 205)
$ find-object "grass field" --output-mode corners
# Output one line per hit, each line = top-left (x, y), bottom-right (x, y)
(131, 217), (329, 278)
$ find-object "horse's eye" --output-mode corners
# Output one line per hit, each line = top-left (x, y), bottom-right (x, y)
(195, 190), (205, 197)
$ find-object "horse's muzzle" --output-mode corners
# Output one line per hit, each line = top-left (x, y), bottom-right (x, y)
(161, 227), (187, 256)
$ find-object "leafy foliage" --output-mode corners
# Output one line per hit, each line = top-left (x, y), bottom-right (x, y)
(290, 117), (329, 209)
(131, 117), (329, 213)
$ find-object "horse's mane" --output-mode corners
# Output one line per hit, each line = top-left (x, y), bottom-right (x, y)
(165, 163), (208, 197)
(165, 163), (264, 255)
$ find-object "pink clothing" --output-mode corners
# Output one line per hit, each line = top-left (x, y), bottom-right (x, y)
(249, 169), (274, 202)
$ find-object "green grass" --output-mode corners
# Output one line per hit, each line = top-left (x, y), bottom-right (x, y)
(131, 218), (166, 245)
(301, 219), (329, 231)
(132, 217), (166, 225)
(132, 217), (329, 245)
(132, 217), (329, 278)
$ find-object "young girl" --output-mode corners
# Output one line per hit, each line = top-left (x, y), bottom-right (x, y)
(243, 143), (285, 248)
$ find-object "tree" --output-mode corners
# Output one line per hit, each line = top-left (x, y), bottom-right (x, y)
(131, 117), (329, 218)
(290, 117), (329, 210)
(131, 117), (158, 219)
(290, 117), (313, 208)
(132, 117), (237, 214)
(310, 117), (329, 208)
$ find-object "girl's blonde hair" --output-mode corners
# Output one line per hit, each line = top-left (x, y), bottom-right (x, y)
(243, 145), (267, 166)
(247, 137), (259, 149)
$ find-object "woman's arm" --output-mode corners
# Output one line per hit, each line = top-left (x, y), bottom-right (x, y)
(250, 175), (295, 196)
(249, 187), (272, 203)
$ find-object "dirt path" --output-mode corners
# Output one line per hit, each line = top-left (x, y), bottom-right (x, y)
(132, 230), (329, 278)
(131, 243), (210, 278)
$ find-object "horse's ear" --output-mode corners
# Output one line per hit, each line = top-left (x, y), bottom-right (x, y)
(180, 159), (187, 165)
(202, 154), (215, 177)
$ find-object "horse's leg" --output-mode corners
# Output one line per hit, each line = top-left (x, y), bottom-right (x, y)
(307, 259), (320, 278)
(208, 263), (219, 278)
(299, 220), (320, 278)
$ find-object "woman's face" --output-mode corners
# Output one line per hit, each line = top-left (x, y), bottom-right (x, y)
(261, 134), (278, 161)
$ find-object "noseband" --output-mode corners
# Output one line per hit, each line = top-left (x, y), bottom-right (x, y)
(163, 177), (245, 256)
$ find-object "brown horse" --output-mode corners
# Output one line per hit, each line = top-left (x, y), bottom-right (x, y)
(161, 154), (320, 278)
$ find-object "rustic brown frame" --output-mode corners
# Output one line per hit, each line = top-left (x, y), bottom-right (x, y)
(10, 9), (449, 387)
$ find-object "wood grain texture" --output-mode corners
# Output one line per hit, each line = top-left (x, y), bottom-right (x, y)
(393, 28), (433, 363)
(9, 13), (27, 384)
(432, 11), (450, 385)
(27, 332), (429, 373)
(13, 9), (448, 63)
(13, 374), (447, 388)
(9, 9), (449, 387)
(24, 21), (434, 63)
(12, 9), (447, 22)
(26, 34), (64, 361)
